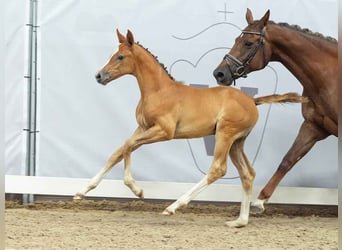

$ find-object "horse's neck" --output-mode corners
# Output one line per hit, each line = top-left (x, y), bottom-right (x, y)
(134, 48), (173, 98)
(268, 24), (337, 90)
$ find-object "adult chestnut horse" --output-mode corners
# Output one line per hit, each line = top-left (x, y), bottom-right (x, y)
(74, 29), (306, 227)
(213, 9), (338, 213)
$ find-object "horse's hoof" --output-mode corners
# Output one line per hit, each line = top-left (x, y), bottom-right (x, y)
(225, 219), (248, 228)
(73, 193), (84, 201)
(250, 200), (265, 214)
(138, 190), (144, 199)
(250, 205), (265, 214)
(162, 208), (175, 216)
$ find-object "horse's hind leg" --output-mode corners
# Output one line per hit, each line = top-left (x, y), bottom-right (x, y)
(162, 176), (209, 215)
(226, 137), (255, 228)
(251, 121), (328, 213)
(163, 133), (233, 215)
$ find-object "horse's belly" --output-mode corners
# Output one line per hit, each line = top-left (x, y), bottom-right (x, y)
(173, 120), (216, 139)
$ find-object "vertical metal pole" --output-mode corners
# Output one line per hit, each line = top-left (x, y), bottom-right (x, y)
(23, 0), (39, 204)
(0, 2), (5, 248)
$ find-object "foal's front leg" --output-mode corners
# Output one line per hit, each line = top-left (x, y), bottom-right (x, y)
(121, 124), (174, 197)
(73, 127), (144, 200)
(122, 147), (144, 198)
(73, 144), (125, 200)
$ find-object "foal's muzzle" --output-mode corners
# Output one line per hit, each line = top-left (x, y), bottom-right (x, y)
(95, 70), (110, 85)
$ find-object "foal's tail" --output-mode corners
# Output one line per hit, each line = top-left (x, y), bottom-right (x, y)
(254, 92), (308, 105)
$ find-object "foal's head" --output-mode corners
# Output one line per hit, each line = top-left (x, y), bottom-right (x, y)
(213, 9), (272, 86)
(95, 30), (136, 85)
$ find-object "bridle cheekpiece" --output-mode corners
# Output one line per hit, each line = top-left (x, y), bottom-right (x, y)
(224, 26), (266, 85)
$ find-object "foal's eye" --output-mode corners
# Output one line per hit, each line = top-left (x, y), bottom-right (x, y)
(244, 41), (253, 48)
(117, 55), (124, 61)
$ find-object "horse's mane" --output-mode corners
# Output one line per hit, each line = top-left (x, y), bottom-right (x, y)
(269, 21), (337, 44)
(136, 42), (175, 80)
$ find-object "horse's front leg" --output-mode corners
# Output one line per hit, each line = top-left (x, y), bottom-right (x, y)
(73, 127), (144, 200)
(73, 144), (125, 200)
(122, 148), (144, 198)
(121, 124), (175, 198)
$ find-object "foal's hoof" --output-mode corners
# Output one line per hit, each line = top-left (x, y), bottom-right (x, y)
(162, 208), (175, 216)
(138, 190), (144, 199)
(225, 218), (248, 228)
(250, 199), (265, 214)
(73, 193), (84, 201)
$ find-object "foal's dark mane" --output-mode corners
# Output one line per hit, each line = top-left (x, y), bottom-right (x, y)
(136, 42), (175, 80)
(269, 21), (337, 44)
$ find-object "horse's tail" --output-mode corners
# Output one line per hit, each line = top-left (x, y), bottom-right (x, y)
(254, 92), (308, 105)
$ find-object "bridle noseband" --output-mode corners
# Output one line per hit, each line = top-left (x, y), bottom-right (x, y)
(224, 26), (266, 84)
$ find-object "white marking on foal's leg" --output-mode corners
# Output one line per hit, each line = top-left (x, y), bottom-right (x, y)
(74, 145), (125, 201)
(123, 149), (144, 198)
(250, 198), (266, 214)
(225, 191), (251, 228)
(124, 165), (143, 198)
(162, 176), (208, 215)
(124, 175), (144, 199)
(73, 168), (108, 201)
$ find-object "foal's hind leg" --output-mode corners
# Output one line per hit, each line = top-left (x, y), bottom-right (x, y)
(226, 137), (255, 228)
(162, 133), (233, 215)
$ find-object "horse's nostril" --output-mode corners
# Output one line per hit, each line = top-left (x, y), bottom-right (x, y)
(214, 70), (225, 81)
(95, 72), (101, 81)
(216, 72), (224, 78)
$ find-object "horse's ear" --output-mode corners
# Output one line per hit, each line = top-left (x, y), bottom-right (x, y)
(116, 29), (126, 44)
(261, 10), (270, 26)
(246, 8), (254, 25)
(126, 30), (134, 47)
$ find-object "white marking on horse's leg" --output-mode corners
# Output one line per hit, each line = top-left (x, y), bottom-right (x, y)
(225, 191), (251, 228)
(250, 198), (266, 214)
(226, 139), (254, 227)
(162, 176), (208, 215)
(123, 151), (143, 198)
(73, 145), (125, 200)
(73, 168), (108, 200)
(124, 169), (143, 198)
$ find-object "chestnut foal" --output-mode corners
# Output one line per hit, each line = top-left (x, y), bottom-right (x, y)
(74, 30), (306, 227)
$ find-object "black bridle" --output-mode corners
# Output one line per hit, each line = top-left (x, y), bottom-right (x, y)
(224, 26), (267, 85)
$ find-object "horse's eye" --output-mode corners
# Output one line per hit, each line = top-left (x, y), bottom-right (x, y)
(244, 41), (253, 48)
(117, 55), (124, 61)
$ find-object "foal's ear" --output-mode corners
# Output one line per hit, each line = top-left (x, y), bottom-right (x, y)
(126, 30), (134, 47)
(246, 8), (254, 25)
(116, 29), (126, 44)
(260, 10), (270, 26)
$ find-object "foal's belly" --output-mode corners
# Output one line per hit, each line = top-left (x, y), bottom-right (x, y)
(173, 119), (216, 139)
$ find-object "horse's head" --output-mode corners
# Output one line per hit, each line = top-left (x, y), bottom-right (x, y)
(95, 29), (135, 85)
(213, 9), (272, 86)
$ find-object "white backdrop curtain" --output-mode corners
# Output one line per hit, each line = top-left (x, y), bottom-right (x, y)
(5, 0), (338, 190)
